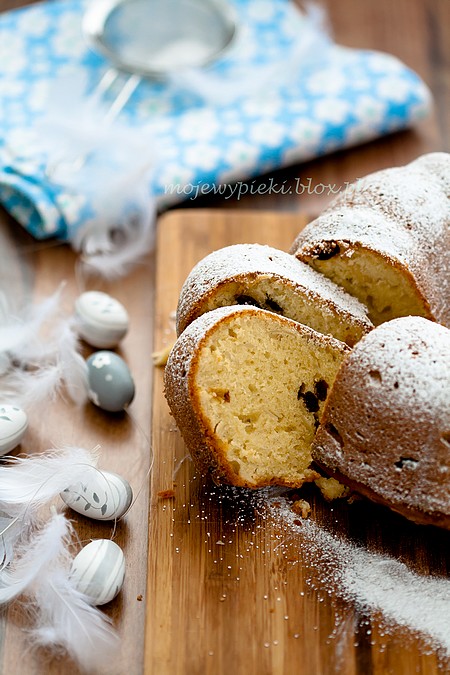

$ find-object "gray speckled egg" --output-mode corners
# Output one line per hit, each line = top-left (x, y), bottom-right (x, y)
(86, 351), (135, 412)
(70, 539), (125, 606)
(0, 404), (28, 456)
(60, 468), (133, 520)
(75, 291), (129, 349)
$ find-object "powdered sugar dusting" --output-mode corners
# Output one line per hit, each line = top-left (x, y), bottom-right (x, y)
(292, 152), (450, 326)
(313, 316), (450, 522)
(267, 494), (450, 661)
(330, 158), (450, 240)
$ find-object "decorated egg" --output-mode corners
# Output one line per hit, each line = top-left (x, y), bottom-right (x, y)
(86, 351), (135, 412)
(60, 469), (133, 520)
(0, 404), (28, 456)
(75, 291), (129, 348)
(70, 539), (125, 606)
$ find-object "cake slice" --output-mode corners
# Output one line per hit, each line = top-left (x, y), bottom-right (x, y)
(290, 153), (450, 326)
(164, 305), (350, 488)
(312, 317), (450, 529)
(176, 243), (373, 346)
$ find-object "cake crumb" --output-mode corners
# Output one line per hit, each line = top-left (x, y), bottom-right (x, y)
(315, 476), (350, 501)
(152, 343), (175, 367)
(157, 488), (176, 499)
(291, 499), (311, 519)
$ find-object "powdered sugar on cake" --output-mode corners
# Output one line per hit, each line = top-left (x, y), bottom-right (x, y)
(312, 316), (450, 525)
(291, 153), (450, 326)
(177, 243), (372, 328)
(331, 158), (450, 238)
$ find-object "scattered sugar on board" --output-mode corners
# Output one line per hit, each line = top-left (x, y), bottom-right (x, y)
(164, 453), (449, 665)
(266, 494), (450, 659)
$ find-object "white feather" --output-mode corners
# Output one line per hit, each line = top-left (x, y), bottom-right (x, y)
(0, 446), (100, 511)
(0, 511), (120, 671)
(79, 206), (155, 279)
(31, 73), (157, 277)
(0, 292), (88, 407)
(31, 569), (121, 672)
(0, 287), (63, 361)
(0, 447), (100, 568)
(0, 511), (69, 602)
(1, 364), (65, 409)
(53, 319), (89, 405)
(0, 512), (29, 570)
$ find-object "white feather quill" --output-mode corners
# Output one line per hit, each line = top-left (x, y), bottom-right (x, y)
(0, 511), (120, 671)
(0, 512), (25, 570)
(51, 319), (89, 405)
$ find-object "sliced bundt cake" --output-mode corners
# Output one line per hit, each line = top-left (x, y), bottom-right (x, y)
(290, 153), (450, 326)
(165, 305), (350, 488)
(312, 316), (450, 529)
(176, 243), (372, 346)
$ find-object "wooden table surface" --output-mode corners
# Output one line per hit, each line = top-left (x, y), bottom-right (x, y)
(0, 0), (449, 673)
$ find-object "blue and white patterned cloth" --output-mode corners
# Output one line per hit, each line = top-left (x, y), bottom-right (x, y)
(0, 0), (431, 246)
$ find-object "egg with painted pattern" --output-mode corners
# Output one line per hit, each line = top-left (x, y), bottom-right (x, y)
(86, 351), (135, 412)
(60, 469), (133, 520)
(0, 404), (28, 456)
(75, 291), (129, 348)
(70, 539), (125, 606)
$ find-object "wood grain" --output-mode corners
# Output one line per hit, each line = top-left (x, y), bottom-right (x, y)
(146, 209), (450, 675)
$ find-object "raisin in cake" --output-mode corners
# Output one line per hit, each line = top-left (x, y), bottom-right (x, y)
(176, 243), (372, 346)
(290, 153), (450, 326)
(165, 305), (350, 488)
(312, 316), (450, 529)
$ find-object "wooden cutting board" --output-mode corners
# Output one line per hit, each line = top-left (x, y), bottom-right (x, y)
(145, 209), (449, 675)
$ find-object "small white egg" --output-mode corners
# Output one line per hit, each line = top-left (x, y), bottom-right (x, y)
(75, 291), (129, 349)
(0, 404), (28, 456)
(86, 351), (135, 412)
(70, 539), (125, 606)
(60, 469), (133, 520)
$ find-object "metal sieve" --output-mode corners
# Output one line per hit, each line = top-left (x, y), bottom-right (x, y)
(83, 0), (237, 79)
(79, 0), (237, 120)
(45, 0), (237, 178)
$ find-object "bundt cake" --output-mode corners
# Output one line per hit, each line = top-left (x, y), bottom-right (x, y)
(164, 305), (350, 488)
(312, 316), (450, 529)
(176, 244), (373, 346)
(290, 152), (450, 327)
